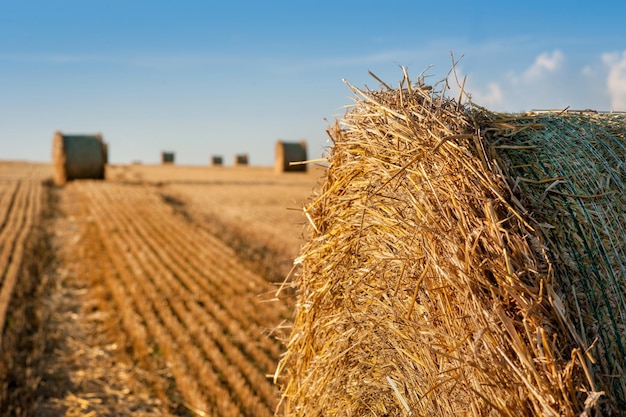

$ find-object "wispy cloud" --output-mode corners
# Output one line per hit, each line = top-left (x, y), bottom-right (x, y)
(0, 50), (418, 74)
(127, 54), (231, 70)
(581, 65), (595, 77)
(602, 51), (626, 110)
(520, 50), (565, 83)
(459, 49), (618, 112)
(0, 52), (233, 69)
(0, 53), (118, 64)
(470, 82), (503, 107)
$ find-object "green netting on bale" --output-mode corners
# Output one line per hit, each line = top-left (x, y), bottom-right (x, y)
(477, 110), (626, 410)
(52, 132), (106, 185)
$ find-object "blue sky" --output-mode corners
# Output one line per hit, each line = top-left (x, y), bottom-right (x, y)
(1, 1), (625, 165)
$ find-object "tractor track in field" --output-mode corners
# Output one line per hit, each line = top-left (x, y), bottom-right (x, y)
(28, 179), (290, 417)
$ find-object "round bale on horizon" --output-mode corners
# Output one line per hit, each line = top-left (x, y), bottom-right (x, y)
(52, 131), (107, 185)
(275, 140), (307, 173)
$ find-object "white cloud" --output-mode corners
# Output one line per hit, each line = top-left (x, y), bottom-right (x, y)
(521, 50), (565, 83)
(581, 65), (594, 77)
(602, 51), (626, 111)
(470, 82), (503, 107)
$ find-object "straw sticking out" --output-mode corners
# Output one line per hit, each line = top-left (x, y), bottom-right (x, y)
(276, 68), (624, 416)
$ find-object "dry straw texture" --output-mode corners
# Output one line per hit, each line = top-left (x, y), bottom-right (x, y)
(275, 140), (308, 173)
(52, 132), (106, 185)
(276, 69), (625, 416)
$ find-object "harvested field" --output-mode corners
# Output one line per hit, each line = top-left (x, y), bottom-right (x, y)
(108, 164), (325, 282)
(0, 161), (322, 416)
(0, 162), (50, 413)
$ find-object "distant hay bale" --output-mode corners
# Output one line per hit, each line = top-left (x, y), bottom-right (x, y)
(161, 151), (175, 164)
(52, 131), (106, 185)
(234, 153), (249, 166)
(211, 155), (224, 166)
(275, 140), (307, 173)
(276, 71), (626, 416)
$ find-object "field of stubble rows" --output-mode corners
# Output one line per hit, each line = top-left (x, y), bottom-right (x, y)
(0, 161), (323, 416)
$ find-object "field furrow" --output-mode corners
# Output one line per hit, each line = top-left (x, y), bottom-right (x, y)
(94, 184), (285, 366)
(91, 197), (251, 416)
(145, 187), (288, 316)
(134, 200), (286, 362)
(77, 180), (284, 416)
(0, 181), (20, 233)
(2, 162), (320, 416)
(98, 203), (280, 412)
(1, 163), (51, 414)
(78, 193), (182, 413)
(138, 192), (286, 372)
(0, 182), (29, 271)
(87, 190), (224, 415)
(0, 179), (41, 336)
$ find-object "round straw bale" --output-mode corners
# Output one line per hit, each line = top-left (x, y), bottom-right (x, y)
(275, 140), (307, 173)
(161, 151), (175, 164)
(476, 108), (626, 414)
(211, 155), (223, 166)
(234, 153), (248, 166)
(277, 71), (626, 416)
(52, 131), (106, 185)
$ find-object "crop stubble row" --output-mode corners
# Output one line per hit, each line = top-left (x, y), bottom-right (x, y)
(75, 180), (287, 416)
(89, 183), (285, 361)
(0, 165), (47, 340)
(160, 177), (316, 283)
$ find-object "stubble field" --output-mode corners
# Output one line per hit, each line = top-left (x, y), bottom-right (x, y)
(0, 161), (324, 416)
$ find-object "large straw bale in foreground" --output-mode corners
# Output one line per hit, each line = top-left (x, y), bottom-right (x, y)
(52, 131), (106, 185)
(277, 72), (626, 416)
